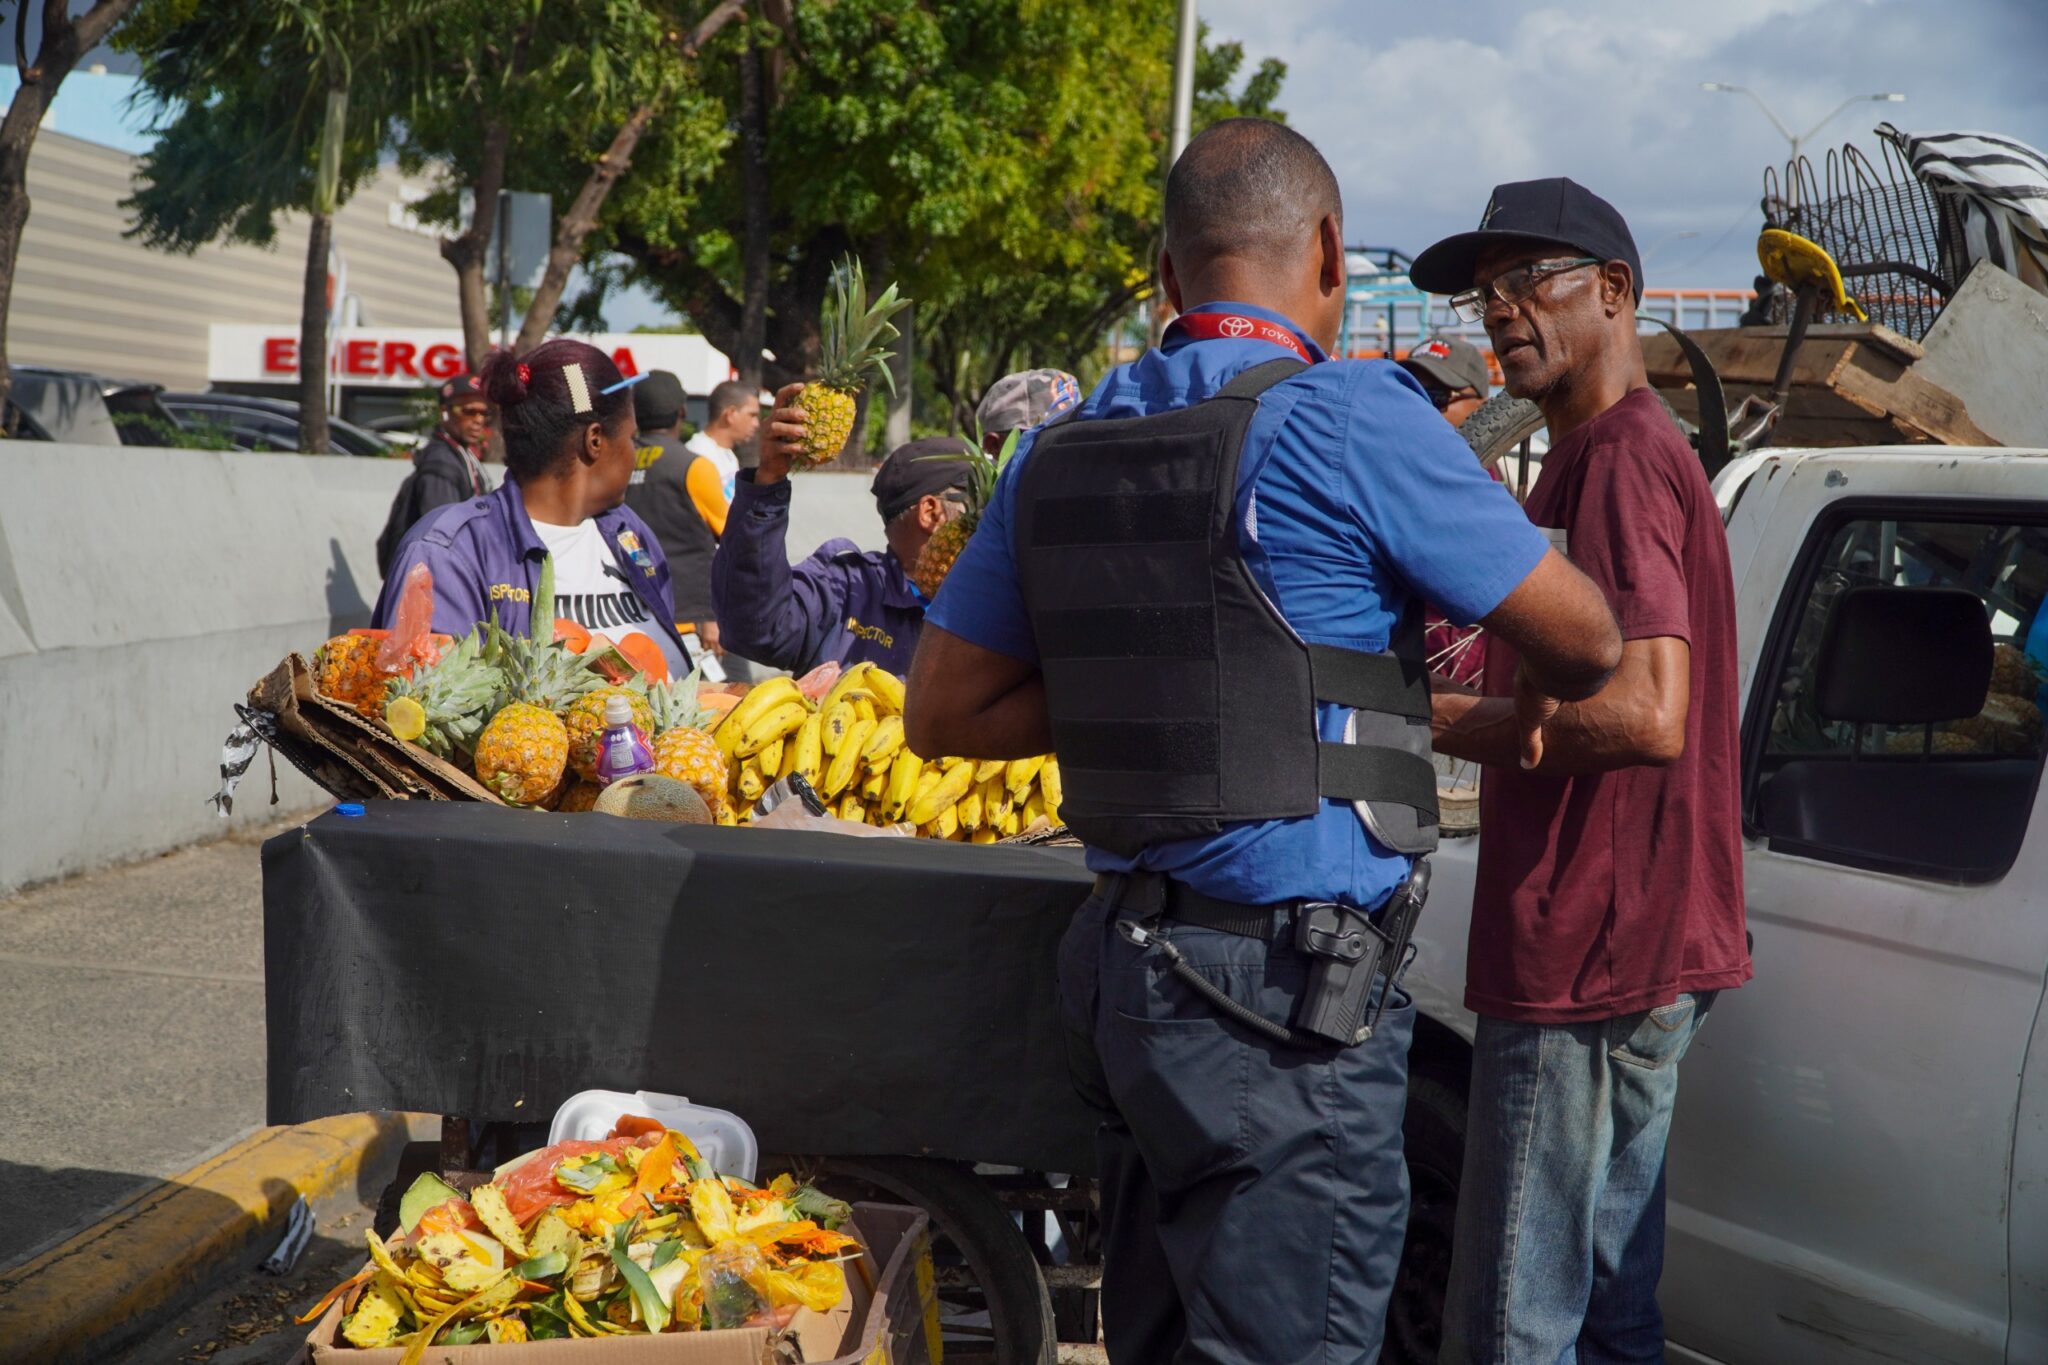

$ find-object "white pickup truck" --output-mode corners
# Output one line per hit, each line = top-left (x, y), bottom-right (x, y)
(1391, 445), (2048, 1365)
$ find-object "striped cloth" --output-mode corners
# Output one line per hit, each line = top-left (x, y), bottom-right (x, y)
(1883, 123), (2048, 293)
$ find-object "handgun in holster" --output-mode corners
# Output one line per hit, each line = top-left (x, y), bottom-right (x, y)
(1292, 859), (1430, 1046)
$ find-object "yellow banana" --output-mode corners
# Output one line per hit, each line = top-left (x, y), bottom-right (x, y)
(958, 785), (984, 831)
(971, 827), (999, 844)
(861, 716), (905, 767)
(1022, 790), (1045, 828)
(912, 768), (943, 805)
(854, 697), (877, 726)
(821, 701), (856, 756)
(838, 793), (866, 823)
(824, 716), (877, 797)
(973, 758), (1007, 785)
(735, 700), (807, 757)
(1039, 757), (1062, 809)
(737, 756), (765, 801)
(865, 667), (906, 715)
(884, 749), (924, 822)
(932, 804), (959, 840)
(819, 661), (877, 716)
(716, 677), (802, 745)
(998, 807), (1022, 837)
(1005, 755), (1045, 799)
(773, 734), (799, 780)
(861, 768), (888, 802)
(982, 775), (1013, 827)
(907, 759), (976, 826)
(713, 799), (737, 827)
(793, 710), (824, 785)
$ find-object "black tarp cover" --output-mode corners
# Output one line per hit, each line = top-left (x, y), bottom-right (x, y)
(265, 803), (1099, 1172)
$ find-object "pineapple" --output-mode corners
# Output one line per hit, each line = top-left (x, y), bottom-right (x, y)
(475, 703), (570, 805)
(472, 555), (598, 805)
(910, 428), (1018, 598)
(797, 256), (911, 468)
(381, 631), (503, 763)
(315, 634), (390, 717)
(647, 675), (729, 812)
(563, 684), (656, 783)
(559, 780), (603, 813)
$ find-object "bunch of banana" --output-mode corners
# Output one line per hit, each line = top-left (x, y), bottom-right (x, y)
(713, 663), (1064, 839)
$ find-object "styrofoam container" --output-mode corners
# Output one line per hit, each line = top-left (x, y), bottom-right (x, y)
(547, 1089), (759, 1181)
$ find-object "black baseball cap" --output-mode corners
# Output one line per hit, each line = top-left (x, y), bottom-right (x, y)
(1410, 177), (1644, 301)
(871, 437), (972, 523)
(438, 374), (485, 405)
(633, 369), (687, 428)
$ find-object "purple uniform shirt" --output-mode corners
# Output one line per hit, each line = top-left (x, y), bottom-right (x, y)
(372, 477), (686, 658)
(710, 472), (924, 675)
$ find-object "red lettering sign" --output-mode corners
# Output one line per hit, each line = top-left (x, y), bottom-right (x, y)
(423, 344), (463, 380)
(610, 347), (639, 378)
(343, 340), (378, 374)
(382, 341), (419, 378)
(263, 337), (297, 374)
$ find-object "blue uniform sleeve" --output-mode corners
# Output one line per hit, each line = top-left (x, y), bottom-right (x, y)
(373, 519), (497, 639)
(924, 433), (1041, 664)
(711, 473), (852, 671)
(1347, 364), (1549, 626)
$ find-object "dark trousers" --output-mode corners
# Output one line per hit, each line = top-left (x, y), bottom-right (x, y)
(1057, 891), (1416, 1364)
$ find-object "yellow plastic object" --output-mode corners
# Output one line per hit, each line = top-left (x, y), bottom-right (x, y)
(1756, 228), (1869, 322)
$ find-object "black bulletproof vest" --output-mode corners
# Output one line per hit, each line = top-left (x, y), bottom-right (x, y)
(1013, 358), (1439, 862)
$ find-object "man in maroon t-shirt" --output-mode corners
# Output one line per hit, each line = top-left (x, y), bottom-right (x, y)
(1412, 179), (1751, 1364)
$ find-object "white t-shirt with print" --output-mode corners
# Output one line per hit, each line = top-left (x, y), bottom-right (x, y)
(528, 516), (690, 679)
(686, 431), (740, 504)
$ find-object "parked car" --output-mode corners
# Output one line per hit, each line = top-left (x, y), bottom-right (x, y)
(4, 366), (179, 445)
(1391, 446), (2048, 1364)
(158, 392), (392, 457)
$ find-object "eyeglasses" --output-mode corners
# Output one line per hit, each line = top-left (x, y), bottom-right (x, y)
(1425, 387), (1481, 411)
(1449, 257), (1603, 324)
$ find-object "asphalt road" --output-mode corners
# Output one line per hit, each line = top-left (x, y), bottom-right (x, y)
(0, 823), (284, 1271)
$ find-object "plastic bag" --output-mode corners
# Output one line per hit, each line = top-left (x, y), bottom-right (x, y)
(492, 1130), (661, 1224)
(375, 563), (444, 673)
(697, 1242), (770, 1330)
(793, 662), (841, 703)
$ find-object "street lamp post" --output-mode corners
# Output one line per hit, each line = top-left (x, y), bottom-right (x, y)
(1700, 82), (1906, 171)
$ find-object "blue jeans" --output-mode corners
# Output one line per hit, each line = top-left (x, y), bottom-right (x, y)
(1057, 892), (1416, 1364)
(1440, 994), (1715, 1365)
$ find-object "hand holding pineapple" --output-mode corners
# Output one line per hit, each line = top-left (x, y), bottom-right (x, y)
(756, 256), (910, 477)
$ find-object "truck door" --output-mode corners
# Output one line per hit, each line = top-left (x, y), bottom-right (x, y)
(1660, 457), (2048, 1365)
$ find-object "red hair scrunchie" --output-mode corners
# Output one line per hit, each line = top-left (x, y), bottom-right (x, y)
(516, 362), (532, 386)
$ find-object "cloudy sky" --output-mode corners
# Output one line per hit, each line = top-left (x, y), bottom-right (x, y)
(1202, 0), (2048, 289)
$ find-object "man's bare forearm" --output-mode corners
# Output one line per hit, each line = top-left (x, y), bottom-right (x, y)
(1432, 642), (1688, 776)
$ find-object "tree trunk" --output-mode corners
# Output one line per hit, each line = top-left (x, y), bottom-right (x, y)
(0, 0), (138, 425)
(514, 101), (658, 353)
(735, 33), (770, 395)
(441, 120), (510, 370)
(299, 209), (333, 453)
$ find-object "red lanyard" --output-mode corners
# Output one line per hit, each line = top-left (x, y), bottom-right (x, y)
(1170, 312), (1317, 365)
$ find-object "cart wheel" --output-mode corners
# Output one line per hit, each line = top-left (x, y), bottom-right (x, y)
(807, 1155), (1057, 1365)
(1385, 1067), (1469, 1365)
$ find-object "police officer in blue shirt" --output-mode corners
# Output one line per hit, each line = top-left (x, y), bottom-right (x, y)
(903, 120), (1623, 1363)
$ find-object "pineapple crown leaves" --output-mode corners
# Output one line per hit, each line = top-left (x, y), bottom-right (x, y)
(915, 426), (1017, 522)
(646, 659), (715, 734)
(532, 554), (557, 644)
(818, 255), (911, 397)
(383, 631), (504, 759)
(482, 615), (602, 713)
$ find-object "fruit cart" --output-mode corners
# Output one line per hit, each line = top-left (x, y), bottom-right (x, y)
(262, 801), (1102, 1365)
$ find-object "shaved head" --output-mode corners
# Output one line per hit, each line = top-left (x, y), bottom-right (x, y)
(1163, 118), (1342, 272)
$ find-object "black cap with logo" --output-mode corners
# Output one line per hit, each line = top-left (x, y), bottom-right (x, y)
(871, 437), (973, 523)
(438, 373), (485, 405)
(1410, 177), (1644, 301)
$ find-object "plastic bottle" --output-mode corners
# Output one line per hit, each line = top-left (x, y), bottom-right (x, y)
(594, 694), (655, 786)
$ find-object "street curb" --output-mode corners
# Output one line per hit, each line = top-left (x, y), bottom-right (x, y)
(0, 1110), (435, 1365)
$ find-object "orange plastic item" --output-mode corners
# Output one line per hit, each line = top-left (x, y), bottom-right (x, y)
(376, 564), (443, 673)
(493, 1130), (662, 1224)
(554, 620), (593, 653)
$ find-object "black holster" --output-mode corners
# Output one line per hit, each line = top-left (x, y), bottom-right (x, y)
(1291, 860), (1429, 1046)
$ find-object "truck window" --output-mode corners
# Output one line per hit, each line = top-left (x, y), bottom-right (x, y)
(1747, 506), (2048, 882)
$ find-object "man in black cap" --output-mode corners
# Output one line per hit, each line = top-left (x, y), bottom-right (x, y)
(376, 373), (492, 577)
(1397, 334), (1491, 428)
(1413, 179), (1750, 1363)
(624, 369), (726, 666)
(711, 414), (968, 674)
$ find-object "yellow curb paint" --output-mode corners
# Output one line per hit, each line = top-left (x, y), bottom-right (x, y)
(0, 1111), (430, 1365)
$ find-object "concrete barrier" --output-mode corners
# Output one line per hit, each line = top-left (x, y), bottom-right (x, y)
(0, 450), (886, 895)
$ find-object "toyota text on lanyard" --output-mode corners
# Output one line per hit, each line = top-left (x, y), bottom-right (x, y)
(1170, 311), (1318, 365)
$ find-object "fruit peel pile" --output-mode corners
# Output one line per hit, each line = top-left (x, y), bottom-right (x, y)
(303, 1119), (859, 1357)
(716, 660), (1062, 838)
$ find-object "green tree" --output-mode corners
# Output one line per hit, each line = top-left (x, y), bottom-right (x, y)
(614, 0), (1284, 454)
(0, 0), (142, 427)
(121, 0), (439, 452)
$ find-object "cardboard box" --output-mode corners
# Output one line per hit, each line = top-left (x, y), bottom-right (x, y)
(250, 653), (503, 804)
(297, 1204), (933, 1365)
